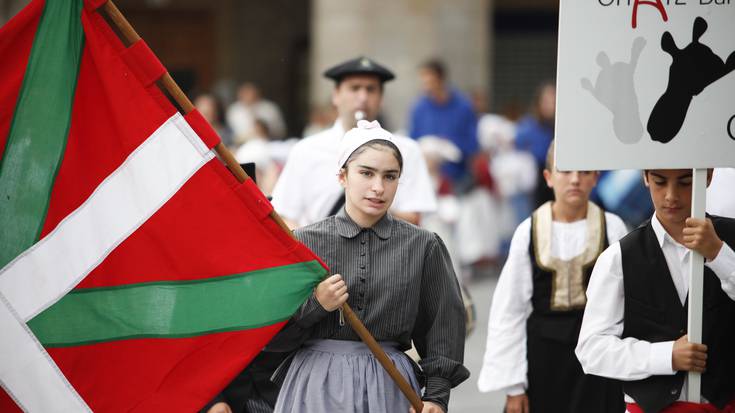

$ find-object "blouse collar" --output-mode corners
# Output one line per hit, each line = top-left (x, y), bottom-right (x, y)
(335, 207), (393, 240)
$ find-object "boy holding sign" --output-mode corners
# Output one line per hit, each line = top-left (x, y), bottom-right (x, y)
(576, 169), (735, 413)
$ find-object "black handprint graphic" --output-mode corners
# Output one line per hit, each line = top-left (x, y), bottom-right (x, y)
(647, 17), (735, 143)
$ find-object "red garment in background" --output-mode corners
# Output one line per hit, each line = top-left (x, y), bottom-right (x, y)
(627, 399), (735, 413)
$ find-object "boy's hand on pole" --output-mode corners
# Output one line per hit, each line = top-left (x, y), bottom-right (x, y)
(683, 218), (723, 261)
(505, 393), (530, 413)
(672, 335), (707, 373)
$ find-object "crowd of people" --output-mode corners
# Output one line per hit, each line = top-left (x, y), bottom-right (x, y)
(196, 56), (735, 413)
(194, 58), (596, 273)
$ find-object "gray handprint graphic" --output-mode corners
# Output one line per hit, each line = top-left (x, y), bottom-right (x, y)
(582, 37), (647, 144)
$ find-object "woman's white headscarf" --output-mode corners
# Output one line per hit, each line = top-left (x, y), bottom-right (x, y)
(336, 120), (399, 172)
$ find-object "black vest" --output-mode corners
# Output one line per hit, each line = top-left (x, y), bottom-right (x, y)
(527, 215), (608, 344)
(620, 216), (735, 413)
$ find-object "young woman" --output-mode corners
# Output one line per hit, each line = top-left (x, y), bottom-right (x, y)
(270, 120), (469, 413)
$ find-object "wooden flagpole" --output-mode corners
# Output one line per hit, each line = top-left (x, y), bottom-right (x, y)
(96, 2), (424, 410)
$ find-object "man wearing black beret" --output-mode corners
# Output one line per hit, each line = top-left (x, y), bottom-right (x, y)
(322, 55), (395, 83)
(271, 56), (436, 229)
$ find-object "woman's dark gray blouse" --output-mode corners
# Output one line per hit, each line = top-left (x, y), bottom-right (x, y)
(272, 208), (470, 410)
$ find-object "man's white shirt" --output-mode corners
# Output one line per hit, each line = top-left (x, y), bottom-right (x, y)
(271, 122), (437, 227)
(575, 214), (735, 403)
(477, 212), (628, 396)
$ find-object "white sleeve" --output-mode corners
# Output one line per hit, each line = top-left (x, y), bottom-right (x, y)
(270, 144), (305, 222)
(604, 212), (630, 244)
(576, 243), (677, 381)
(477, 219), (533, 394)
(391, 138), (437, 214)
(705, 241), (735, 301)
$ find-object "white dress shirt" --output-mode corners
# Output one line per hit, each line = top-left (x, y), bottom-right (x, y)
(271, 122), (437, 227)
(575, 214), (735, 404)
(477, 212), (628, 396)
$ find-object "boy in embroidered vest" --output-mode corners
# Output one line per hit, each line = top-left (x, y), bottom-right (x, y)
(478, 141), (628, 413)
(576, 169), (735, 413)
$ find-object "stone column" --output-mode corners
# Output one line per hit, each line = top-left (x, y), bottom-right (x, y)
(310, 0), (492, 132)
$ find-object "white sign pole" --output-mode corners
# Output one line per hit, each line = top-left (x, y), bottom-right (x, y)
(686, 168), (707, 402)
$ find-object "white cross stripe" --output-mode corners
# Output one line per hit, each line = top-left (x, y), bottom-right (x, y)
(0, 113), (213, 411)
(0, 292), (91, 412)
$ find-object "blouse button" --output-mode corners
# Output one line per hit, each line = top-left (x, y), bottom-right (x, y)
(360, 265), (365, 270)
(360, 252), (366, 257)
(360, 278), (365, 283)
(360, 240), (366, 245)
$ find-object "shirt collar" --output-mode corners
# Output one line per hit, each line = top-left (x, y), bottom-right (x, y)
(650, 213), (668, 248)
(651, 213), (688, 252)
(335, 207), (393, 240)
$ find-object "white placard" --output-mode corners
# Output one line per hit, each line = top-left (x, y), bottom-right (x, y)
(556, 1), (735, 170)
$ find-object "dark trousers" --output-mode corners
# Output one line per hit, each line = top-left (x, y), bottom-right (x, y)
(525, 333), (625, 413)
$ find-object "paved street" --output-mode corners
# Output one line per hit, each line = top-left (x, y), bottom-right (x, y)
(448, 267), (506, 412)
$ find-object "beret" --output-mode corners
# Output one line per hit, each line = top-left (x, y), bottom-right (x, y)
(323, 56), (395, 83)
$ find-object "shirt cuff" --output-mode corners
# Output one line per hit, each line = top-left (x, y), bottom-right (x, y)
(504, 383), (526, 396)
(423, 376), (451, 412)
(295, 294), (330, 329)
(649, 341), (676, 376)
(705, 242), (735, 280)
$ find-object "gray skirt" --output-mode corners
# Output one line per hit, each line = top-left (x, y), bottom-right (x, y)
(274, 339), (422, 413)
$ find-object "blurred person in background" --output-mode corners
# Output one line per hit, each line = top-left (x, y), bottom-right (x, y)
(302, 102), (337, 137)
(515, 81), (556, 209)
(707, 168), (735, 219)
(234, 119), (281, 197)
(477, 111), (535, 255)
(448, 91), (506, 271)
(271, 56), (436, 228)
(226, 82), (287, 145)
(417, 135), (463, 265)
(478, 141), (627, 413)
(418, 135), (477, 335)
(194, 93), (234, 149)
(593, 169), (654, 229)
(409, 59), (479, 192)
